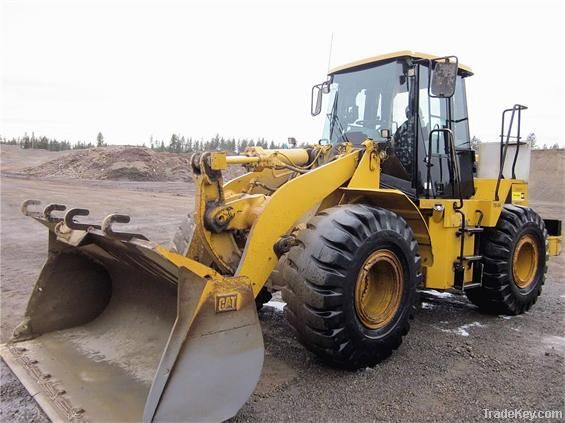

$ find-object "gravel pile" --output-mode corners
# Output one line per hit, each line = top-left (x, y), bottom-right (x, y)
(21, 147), (246, 182)
(22, 147), (193, 181)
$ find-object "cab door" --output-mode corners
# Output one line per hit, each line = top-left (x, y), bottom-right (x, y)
(416, 65), (475, 199)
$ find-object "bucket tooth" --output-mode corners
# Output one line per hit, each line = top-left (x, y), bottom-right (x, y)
(21, 199), (41, 216)
(43, 203), (67, 222)
(21, 199), (44, 218)
(64, 208), (100, 230)
(21, 200), (67, 227)
(102, 213), (148, 240)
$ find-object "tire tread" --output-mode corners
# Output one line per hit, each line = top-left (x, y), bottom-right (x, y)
(281, 204), (420, 369)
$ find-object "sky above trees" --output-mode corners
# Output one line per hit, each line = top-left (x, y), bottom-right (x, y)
(2, 0), (563, 146)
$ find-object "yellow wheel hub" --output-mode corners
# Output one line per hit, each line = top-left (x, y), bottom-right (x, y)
(512, 234), (539, 289)
(355, 249), (403, 329)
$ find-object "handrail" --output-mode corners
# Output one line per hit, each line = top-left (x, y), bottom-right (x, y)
(494, 104), (527, 201)
(426, 128), (463, 208)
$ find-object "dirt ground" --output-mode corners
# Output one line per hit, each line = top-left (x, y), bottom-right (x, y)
(1, 146), (564, 422)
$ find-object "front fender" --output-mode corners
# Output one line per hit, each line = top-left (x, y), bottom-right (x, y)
(339, 187), (433, 267)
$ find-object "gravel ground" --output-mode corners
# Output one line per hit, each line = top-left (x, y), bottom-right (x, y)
(1, 147), (564, 422)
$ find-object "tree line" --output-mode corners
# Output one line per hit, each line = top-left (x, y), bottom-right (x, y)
(0, 133), (95, 151)
(0, 132), (284, 153)
(149, 134), (282, 154)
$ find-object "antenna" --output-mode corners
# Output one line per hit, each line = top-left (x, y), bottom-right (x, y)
(326, 32), (334, 74)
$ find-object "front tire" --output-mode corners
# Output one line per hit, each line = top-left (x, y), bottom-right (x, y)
(466, 205), (548, 315)
(280, 204), (421, 369)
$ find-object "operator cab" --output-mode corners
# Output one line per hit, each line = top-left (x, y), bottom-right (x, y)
(312, 51), (475, 201)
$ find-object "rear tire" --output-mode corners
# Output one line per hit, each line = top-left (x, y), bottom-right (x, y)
(466, 205), (548, 315)
(280, 204), (421, 369)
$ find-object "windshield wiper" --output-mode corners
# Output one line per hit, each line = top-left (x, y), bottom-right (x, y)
(327, 92), (349, 143)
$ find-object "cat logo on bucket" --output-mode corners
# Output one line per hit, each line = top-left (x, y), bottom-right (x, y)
(215, 293), (239, 313)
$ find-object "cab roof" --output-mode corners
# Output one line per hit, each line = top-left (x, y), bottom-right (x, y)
(329, 50), (473, 76)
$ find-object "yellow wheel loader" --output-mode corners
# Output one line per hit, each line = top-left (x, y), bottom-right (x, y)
(2, 51), (562, 422)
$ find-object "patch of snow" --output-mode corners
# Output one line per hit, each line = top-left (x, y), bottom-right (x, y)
(454, 322), (486, 336)
(421, 302), (435, 310)
(498, 315), (513, 320)
(423, 290), (455, 299)
(436, 321), (486, 337)
(265, 301), (286, 312)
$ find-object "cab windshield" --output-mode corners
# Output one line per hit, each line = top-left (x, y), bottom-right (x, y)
(322, 61), (410, 145)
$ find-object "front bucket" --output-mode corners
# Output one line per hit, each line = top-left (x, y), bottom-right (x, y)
(1, 224), (263, 422)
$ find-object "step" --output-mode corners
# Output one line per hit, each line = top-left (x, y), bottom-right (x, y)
(459, 255), (483, 262)
(457, 226), (484, 235)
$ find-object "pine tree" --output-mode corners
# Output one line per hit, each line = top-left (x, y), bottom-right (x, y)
(526, 133), (537, 149)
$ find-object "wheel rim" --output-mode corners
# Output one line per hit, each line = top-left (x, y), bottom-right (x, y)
(512, 233), (540, 289)
(355, 249), (403, 329)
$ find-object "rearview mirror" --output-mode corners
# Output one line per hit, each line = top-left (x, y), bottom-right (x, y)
(430, 57), (458, 98)
(311, 80), (330, 116)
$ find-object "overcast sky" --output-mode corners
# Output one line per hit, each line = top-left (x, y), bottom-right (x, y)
(1, 0), (563, 146)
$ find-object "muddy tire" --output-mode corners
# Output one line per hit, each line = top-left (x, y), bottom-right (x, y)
(466, 205), (548, 315)
(280, 204), (421, 369)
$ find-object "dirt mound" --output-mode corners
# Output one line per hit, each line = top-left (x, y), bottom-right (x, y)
(23, 147), (194, 181)
(529, 149), (565, 204)
(21, 147), (247, 182)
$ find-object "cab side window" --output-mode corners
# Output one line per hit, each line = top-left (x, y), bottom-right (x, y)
(452, 78), (470, 148)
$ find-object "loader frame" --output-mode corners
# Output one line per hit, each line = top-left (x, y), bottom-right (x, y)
(190, 141), (435, 296)
(186, 138), (536, 295)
